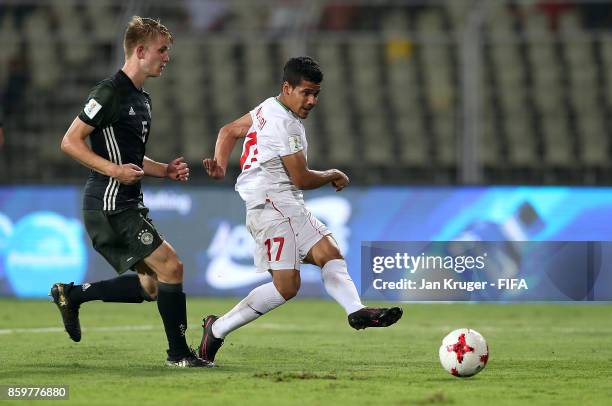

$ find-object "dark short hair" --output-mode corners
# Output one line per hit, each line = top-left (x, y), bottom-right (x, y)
(282, 56), (323, 87)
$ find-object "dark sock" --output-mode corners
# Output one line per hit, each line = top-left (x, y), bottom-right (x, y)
(157, 282), (190, 359)
(68, 274), (147, 305)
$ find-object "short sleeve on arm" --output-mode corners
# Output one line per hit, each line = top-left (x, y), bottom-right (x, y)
(278, 121), (304, 157)
(78, 83), (118, 128)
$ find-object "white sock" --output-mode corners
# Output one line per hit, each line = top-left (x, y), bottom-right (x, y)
(321, 259), (365, 315)
(212, 282), (286, 339)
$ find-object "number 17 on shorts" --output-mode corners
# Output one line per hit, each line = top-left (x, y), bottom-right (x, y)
(264, 237), (285, 261)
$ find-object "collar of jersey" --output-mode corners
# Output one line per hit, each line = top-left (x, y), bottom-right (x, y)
(117, 69), (144, 93)
(274, 97), (299, 120)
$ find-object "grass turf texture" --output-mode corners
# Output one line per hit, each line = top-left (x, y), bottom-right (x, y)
(1, 299), (611, 405)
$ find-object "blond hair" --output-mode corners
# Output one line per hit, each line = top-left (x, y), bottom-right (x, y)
(123, 16), (173, 57)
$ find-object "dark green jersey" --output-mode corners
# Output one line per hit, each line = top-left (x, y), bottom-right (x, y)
(78, 70), (153, 211)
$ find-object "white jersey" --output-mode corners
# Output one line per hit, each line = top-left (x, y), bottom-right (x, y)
(235, 97), (308, 209)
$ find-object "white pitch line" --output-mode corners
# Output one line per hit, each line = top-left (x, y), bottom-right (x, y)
(0, 323), (305, 335)
(4, 323), (606, 336)
(0, 325), (155, 335)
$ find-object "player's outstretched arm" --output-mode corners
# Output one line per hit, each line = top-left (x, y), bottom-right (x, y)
(61, 116), (144, 185)
(203, 113), (252, 179)
(282, 151), (349, 191)
(143, 156), (189, 181)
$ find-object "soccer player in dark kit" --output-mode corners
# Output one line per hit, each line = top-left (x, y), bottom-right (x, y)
(51, 16), (211, 368)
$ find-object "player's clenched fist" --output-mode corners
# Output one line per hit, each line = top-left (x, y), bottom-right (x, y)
(167, 156), (189, 181)
(203, 158), (226, 180)
(330, 169), (349, 192)
(113, 163), (144, 185)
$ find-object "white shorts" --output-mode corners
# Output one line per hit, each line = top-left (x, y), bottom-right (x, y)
(246, 200), (330, 272)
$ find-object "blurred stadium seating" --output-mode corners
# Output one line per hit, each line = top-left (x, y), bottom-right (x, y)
(1, 0), (611, 185)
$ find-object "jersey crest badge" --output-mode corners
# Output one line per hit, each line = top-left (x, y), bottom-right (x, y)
(138, 230), (154, 245)
(129, 106), (136, 116)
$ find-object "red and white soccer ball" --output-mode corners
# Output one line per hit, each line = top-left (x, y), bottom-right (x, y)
(439, 328), (489, 377)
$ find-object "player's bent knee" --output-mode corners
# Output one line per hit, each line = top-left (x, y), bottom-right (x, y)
(170, 265), (183, 282)
(174, 259), (184, 279)
(277, 285), (299, 300)
(272, 269), (300, 300)
(327, 251), (344, 261)
(163, 257), (184, 282)
(274, 279), (300, 300)
(320, 253), (344, 268)
(309, 237), (344, 267)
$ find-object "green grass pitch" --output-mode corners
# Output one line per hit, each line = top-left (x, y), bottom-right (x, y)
(1, 298), (611, 405)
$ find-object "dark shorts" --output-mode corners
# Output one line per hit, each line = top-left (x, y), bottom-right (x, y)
(83, 207), (164, 274)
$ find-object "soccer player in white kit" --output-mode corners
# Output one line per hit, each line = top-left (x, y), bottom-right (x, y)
(199, 57), (402, 364)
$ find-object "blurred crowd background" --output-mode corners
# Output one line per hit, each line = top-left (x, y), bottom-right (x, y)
(1, 0), (612, 185)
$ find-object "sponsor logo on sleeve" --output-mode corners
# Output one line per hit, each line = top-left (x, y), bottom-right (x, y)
(84, 98), (103, 119)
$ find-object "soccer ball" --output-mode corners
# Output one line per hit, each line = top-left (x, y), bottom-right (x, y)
(439, 328), (489, 377)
